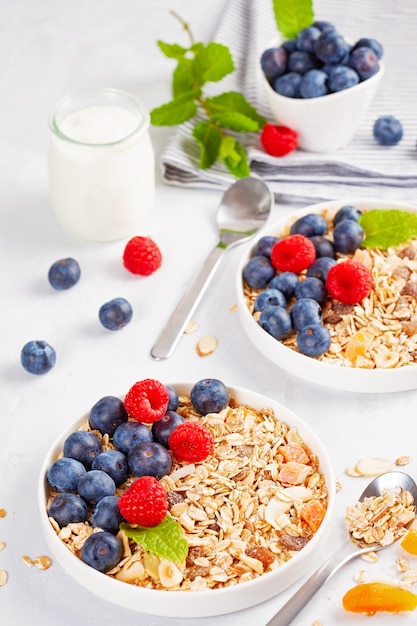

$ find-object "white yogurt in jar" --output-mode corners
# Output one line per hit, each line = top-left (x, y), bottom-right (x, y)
(48, 89), (155, 241)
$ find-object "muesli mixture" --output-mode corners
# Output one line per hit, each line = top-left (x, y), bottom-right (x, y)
(243, 206), (417, 369)
(46, 391), (329, 591)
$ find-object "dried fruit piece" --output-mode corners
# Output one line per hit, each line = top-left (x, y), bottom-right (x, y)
(342, 581), (417, 614)
(401, 529), (417, 556)
(300, 500), (326, 533)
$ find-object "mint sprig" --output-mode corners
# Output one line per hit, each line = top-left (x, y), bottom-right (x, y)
(273, 0), (314, 39)
(150, 13), (266, 178)
(120, 516), (188, 563)
(359, 209), (417, 249)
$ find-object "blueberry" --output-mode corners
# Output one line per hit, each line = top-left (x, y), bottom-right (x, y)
(78, 469), (116, 506)
(165, 385), (179, 411)
(113, 421), (153, 455)
(306, 257), (336, 282)
(373, 116), (403, 146)
(47, 457), (86, 493)
(313, 20), (335, 34)
(151, 410), (184, 448)
(48, 492), (88, 528)
(259, 305), (292, 340)
(352, 37), (383, 60)
(268, 272), (299, 300)
(327, 65), (359, 92)
(295, 277), (327, 305)
(20, 340), (56, 375)
(91, 496), (124, 534)
(48, 258), (81, 290)
(296, 26), (322, 54)
(300, 69), (328, 98)
(190, 378), (230, 415)
(253, 236), (280, 258)
(260, 47), (287, 81)
(242, 256), (275, 289)
(281, 39), (296, 54)
(273, 72), (302, 98)
(290, 213), (328, 237)
(63, 430), (102, 468)
(254, 288), (286, 312)
(297, 324), (331, 358)
(127, 441), (173, 479)
(89, 395), (128, 436)
(314, 31), (350, 64)
(333, 219), (364, 254)
(348, 47), (379, 80)
(290, 298), (322, 332)
(99, 297), (133, 331)
(288, 51), (318, 74)
(309, 235), (335, 259)
(91, 450), (128, 486)
(81, 531), (123, 573)
(333, 205), (362, 226)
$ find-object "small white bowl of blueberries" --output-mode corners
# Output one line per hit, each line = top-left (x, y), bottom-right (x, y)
(261, 21), (385, 151)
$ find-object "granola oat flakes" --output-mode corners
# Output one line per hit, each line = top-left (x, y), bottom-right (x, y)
(46, 393), (329, 591)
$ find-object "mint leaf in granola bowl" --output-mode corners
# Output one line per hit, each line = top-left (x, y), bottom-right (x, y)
(359, 209), (417, 249)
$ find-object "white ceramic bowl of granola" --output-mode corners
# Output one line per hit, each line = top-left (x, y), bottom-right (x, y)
(237, 198), (417, 394)
(38, 382), (336, 618)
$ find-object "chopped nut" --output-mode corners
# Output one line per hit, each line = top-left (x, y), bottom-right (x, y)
(354, 457), (395, 477)
(184, 320), (198, 334)
(0, 542), (5, 551)
(354, 569), (369, 583)
(0, 570), (7, 586)
(396, 455), (411, 466)
(0, 509), (6, 518)
(196, 335), (218, 356)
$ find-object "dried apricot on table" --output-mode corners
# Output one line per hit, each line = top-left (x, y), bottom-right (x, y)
(400, 529), (417, 555)
(342, 582), (417, 615)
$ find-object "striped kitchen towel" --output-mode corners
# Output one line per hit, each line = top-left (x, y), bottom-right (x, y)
(159, 0), (417, 204)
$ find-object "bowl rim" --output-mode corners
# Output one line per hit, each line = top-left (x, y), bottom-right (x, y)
(236, 198), (417, 394)
(38, 382), (336, 618)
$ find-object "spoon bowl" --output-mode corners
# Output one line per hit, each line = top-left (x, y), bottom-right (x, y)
(151, 177), (273, 359)
(266, 471), (417, 626)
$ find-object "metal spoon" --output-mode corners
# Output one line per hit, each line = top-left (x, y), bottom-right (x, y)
(265, 471), (417, 626)
(150, 177), (273, 360)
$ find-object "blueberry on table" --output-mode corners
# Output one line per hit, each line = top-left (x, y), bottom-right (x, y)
(373, 115), (403, 146)
(98, 297), (133, 330)
(47, 457), (86, 493)
(48, 492), (88, 527)
(20, 339), (56, 375)
(81, 531), (123, 573)
(89, 395), (128, 435)
(190, 378), (230, 415)
(48, 257), (81, 290)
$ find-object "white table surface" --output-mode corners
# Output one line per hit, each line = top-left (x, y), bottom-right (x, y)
(2, 1), (417, 625)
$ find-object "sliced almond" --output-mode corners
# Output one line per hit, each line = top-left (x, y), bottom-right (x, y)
(0, 570), (7, 586)
(184, 320), (198, 334)
(355, 457), (395, 476)
(196, 335), (218, 356)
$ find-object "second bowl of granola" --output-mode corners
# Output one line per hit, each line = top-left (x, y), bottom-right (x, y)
(237, 198), (417, 393)
(38, 380), (335, 618)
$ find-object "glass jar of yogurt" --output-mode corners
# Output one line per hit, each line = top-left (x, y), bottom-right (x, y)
(48, 88), (155, 241)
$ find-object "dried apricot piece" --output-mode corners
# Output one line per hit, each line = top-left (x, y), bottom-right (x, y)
(400, 529), (417, 555)
(342, 582), (417, 615)
(300, 500), (326, 533)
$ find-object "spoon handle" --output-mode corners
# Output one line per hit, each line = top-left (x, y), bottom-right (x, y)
(265, 543), (373, 626)
(150, 244), (226, 360)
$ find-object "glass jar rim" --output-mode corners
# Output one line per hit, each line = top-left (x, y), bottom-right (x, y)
(49, 88), (150, 147)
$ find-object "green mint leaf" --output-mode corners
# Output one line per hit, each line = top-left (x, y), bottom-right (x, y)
(150, 89), (201, 126)
(120, 517), (188, 563)
(157, 40), (188, 60)
(273, 0), (314, 39)
(192, 121), (221, 169)
(359, 209), (417, 249)
(206, 92), (266, 128)
(192, 42), (234, 85)
(172, 58), (195, 96)
(211, 111), (259, 132)
(219, 137), (250, 178)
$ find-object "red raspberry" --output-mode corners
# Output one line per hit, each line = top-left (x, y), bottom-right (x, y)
(168, 422), (214, 463)
(123, 236), (162, 276)
(271, 234), (316, 273)
(261, 123), (298, 157)
(124, 379), (169, 423)
(118, 476), (168, 527)
(326, 260), (373, 305)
